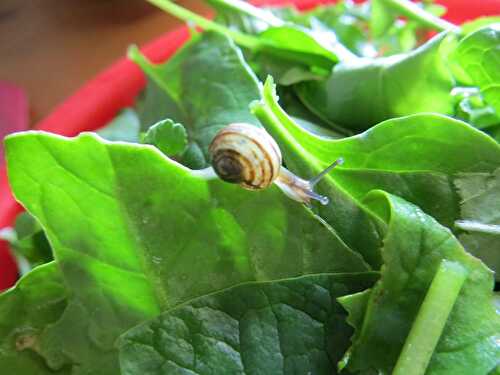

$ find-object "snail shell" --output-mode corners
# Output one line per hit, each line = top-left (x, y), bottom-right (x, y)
(208, 123), (342, 205)
(209, 123), (282, 190)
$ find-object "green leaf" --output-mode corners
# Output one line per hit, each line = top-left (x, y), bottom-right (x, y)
(455, 90), (500, 132)
(295, 32), (455, 131)
(454, 167), (500, 279)
(456, 25), (500, 115)
(252, 78), (500, 265)
(5, 131), (370, 373)
(0, 262), (68, 374)
(97, 108), (141, 143)
(143, 119), (188, 156)
(147, 0), (344, 70)
(339, 191), (499, 375)
(128, 32), (261, 167)
(118, 272), (378, 375)
(0, 212), (53, 273)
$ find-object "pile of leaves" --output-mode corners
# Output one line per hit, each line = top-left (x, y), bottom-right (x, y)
(1, 0), (499, 374)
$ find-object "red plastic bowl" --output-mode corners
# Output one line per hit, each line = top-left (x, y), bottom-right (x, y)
(1, 0), (499, 290)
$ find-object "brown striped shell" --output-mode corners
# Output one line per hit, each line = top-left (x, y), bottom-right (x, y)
(209, 123), (282, 190)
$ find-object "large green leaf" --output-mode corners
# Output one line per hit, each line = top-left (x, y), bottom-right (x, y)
(295, 32), (455, 131)
(0, 262), (68, 374)
(254, 76), (500, 229)
(338, 191), (499, 375)
(118, 272), (378, 375)
(456, 25), (500, 115)
(5, 131), (369, 373)
(252, 78), (500, 265)
(455, 167), (500, 279)
(128, 31), (261, 166)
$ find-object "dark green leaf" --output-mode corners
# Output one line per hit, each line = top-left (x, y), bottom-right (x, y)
(454, 167), (500, 279)
(129, 32), (261, 167)
(0, 212), (53, 273)
(338, 192), (500, 375)
(0, 262), (68, 374)
(5, 131), (370, 373)
(119, 273), (378, 375)
(143, 119), (188, 156)
(296, 33), (455, 131)
(339, 191), (499, 375)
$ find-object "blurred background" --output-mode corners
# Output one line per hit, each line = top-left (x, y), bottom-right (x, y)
(0, 0), (209, 127)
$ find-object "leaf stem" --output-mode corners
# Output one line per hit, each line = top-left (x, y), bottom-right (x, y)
(145, 0), (260, 50)
(392, 260), (468, 375)
(381, 0), (460, 33)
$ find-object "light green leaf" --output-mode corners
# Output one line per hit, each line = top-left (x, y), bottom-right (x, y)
(339, 191), (499, 375)
(456, 25), (500, 115)
(143, 119), (188, 156)
(0, 262), (68, 374)
(5, 131), (370, 373)
(118, 272), (378, 375)
(295, 32), (455, 131)
(252, 78), (500, 265)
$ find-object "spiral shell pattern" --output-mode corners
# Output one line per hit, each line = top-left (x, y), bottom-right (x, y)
(209, 123), (282, 190)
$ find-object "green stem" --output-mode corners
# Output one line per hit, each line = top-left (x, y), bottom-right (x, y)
(392, 260), (468, 375)
(145, 0), (260, 50)
(381, 0), (460, 33)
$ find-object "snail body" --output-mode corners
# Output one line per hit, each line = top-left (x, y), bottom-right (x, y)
(209, 123), (343, 205)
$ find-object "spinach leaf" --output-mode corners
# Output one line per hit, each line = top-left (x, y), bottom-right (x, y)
(0, 262), (68, 374)
(455, 168), (500, 279)
(119, 272), (378, 375)
(97, 108), (141, 143)
(295, 32), (455, 131)
(456, 25), (500, 115)
(339, 191), (499, 375)
(128, 31), (261, 167)
(5, 131), (370, 373)
(252, 78), (500, 264)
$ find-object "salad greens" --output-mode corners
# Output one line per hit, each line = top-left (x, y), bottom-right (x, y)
(1, 0), (499, 374)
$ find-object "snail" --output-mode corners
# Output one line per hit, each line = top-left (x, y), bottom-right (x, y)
(207, 123), (343, 205)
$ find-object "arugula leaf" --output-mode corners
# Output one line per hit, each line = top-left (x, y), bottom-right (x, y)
(97, 108), (141, 143)
(0, 262), (68, 374)
(339, 191), (499, 375)
(456, 25), (500, 115)
(295, 32), (455, 131)
(4, 131), (370, 373)
(118, 272), (378, 375)
(128, 32), (261, 167)
(143, 119), (188, 157)
(252, 78), (500, 263)
(454, 167), (500, 279)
